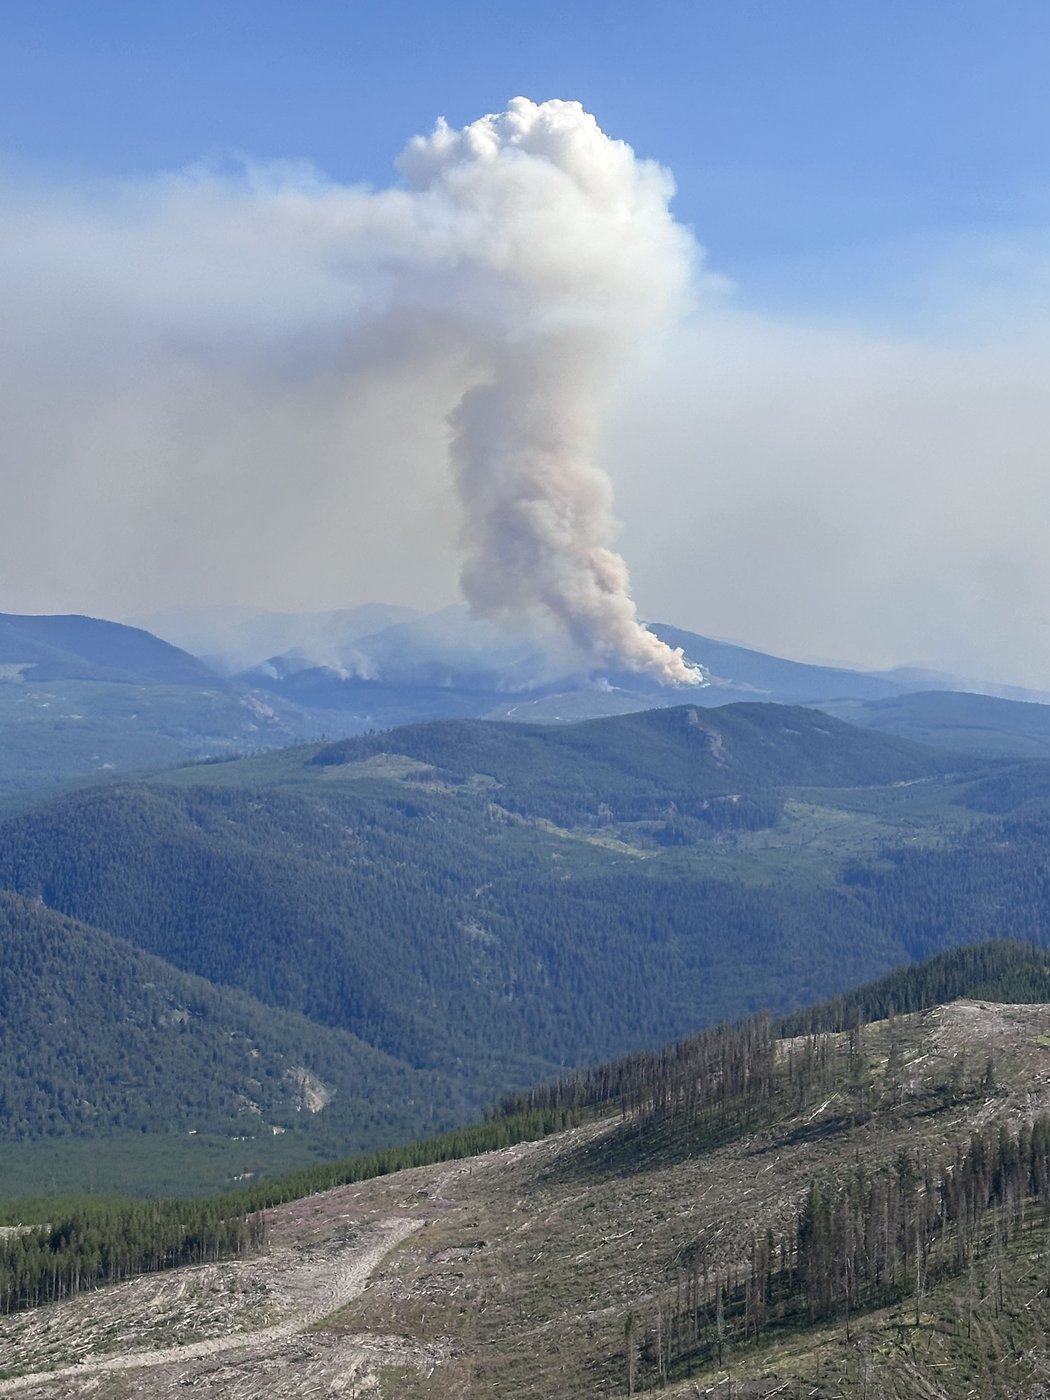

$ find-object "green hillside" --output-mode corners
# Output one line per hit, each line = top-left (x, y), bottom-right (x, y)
(0, 708), (974, 1090)
(0, 891), (473, 1186)
(817, 688), (1050, 758)
(0, 772), (854, 1081)
(0, 678), (320, 805)
(0, 613), (324, 803)
(3, 701), (1050, 1199)
(313, 701), (963, 828)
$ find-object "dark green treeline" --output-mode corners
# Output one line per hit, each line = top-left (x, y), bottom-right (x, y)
(0, 1199), (265, 1315)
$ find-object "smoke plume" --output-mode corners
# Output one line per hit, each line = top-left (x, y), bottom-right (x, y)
(394, 98), (703, 684)
(0, 99), (704, 684)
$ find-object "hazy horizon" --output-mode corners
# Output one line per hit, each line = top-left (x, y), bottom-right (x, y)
(2, 3), (1048, 687)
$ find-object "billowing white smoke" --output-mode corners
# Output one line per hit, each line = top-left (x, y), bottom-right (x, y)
(0, 99), (703, 683)
(394, 98), (703, 685)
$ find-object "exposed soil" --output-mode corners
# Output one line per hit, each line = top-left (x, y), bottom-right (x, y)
(5, 1003), (1050, 1398)
(0, 1216), (423, 1397)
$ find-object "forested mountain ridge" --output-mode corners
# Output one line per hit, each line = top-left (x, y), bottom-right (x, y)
(0, 613), (216, 686)
(313, 701), (966, 820)
(776, 936), (1050, 1034)
(0, 706), (971, 1071)
(2, 701), (1050, 1198)
(0, 890), (468, 1148)
(816, 688), (1050, 758)
(0, 613), (318, 804)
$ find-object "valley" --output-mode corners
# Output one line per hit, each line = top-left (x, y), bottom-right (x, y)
(0, 698), (1011, 1194)
(7, 611), (1050, 1395)
(7, 680), (1050, 1197)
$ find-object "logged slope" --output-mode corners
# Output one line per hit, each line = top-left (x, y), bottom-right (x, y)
(7, 942), (1050, 1398)
(326, 996), (1050, 1400)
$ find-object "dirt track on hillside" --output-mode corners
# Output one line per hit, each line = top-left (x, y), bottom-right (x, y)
(0, 1215), (422, 1398)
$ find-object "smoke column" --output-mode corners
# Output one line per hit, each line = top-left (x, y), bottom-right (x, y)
(0, 97), (704, 682)
(396, 99), (703, 685)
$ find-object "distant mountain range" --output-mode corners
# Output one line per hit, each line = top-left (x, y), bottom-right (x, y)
(5, 604), (1050, 804)
(134, 602), (420, 676)
(0, 612), (216, 686)
(146, 601), (1050, 712)
(142, 601), (1050, 702)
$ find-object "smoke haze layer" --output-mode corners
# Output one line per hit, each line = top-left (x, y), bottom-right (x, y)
(3, 98), (700, 684)
(6, 98), (1046, 688)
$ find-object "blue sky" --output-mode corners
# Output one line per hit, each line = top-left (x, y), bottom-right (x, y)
(2, 2), (1050, 685)
(4, 0), (1047, 322)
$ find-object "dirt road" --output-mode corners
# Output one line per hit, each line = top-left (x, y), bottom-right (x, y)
(0, 1215), (422, 1397)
